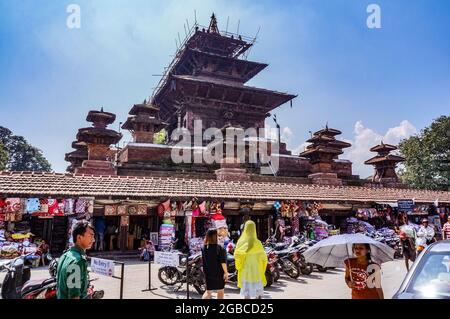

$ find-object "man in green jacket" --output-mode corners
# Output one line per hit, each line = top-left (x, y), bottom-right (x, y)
(56, 220), (95, 299)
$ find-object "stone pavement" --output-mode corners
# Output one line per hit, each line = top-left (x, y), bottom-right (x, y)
(1, 259), (407, 299)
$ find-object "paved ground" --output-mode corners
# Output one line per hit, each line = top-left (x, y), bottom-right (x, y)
(0, 258), (407, 299)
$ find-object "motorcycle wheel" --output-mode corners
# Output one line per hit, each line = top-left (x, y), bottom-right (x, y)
(273, 267), (280, 282)
(316, 265), (328, 272)
(300, 263), (314, 275)
(92, 290), (104, 299)
(284, 260), (300, 279)
(265, 269), (274, 287)
(158, 266), (180, 286)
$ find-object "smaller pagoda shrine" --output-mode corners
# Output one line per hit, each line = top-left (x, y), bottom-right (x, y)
(364, 142), (405, 187)
(64, 141), (88, 173)
(121, 101), (167, 144)
(75, 108), (122, 175)
(300, 125), (352, 185)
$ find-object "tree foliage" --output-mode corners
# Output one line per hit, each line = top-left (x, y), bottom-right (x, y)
(0, 126), (52, 172)
(0, 142), (7, 170)
(398, 116), (450, 191)
(154, 129), (167, 145)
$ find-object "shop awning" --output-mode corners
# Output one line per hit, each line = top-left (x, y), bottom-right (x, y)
(376, 201), (398, 208)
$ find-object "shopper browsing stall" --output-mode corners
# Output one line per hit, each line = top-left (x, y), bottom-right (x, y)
(201, 229), (228, 299)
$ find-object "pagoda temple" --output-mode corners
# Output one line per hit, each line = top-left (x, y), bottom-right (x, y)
(64, 140), (88, 173)
(121, 101), (167, 144)
(299, 126), (352, 185)
(152, 14), (296, 138)
(74, 109), (122, 176)
(364, 142), (405, 187)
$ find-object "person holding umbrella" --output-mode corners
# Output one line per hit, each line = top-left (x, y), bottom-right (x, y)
(303, 233), (395, 299)
(344, 243), (384, 299)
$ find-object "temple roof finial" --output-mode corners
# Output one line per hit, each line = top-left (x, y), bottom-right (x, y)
(208, 13), (220, 34)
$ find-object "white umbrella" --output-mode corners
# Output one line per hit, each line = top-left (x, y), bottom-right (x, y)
(303, 233), (395, 268)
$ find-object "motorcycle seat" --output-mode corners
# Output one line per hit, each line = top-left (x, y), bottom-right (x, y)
(21, 277), (56, 295)
(275, 249), (290, 257)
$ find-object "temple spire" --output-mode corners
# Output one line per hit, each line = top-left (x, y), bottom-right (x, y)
(208, 13), (220, 34)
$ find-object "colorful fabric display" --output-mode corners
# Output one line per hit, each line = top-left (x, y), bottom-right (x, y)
(64, 198), (75, 215)
(26, 198), (40, 214)
(6, 198), (24, 213)
(191, 200), (199, 217)
(273, 201), (281, 210)
(158, 199), (171, 218)
(58, 201), (65, 215)
(48, 199), (59, 215)
(39, 199), (49, 213)
(75, 198), (87, 213)
(0, 199), (6, 214)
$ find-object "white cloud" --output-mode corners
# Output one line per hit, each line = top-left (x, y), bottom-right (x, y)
(344, 120), (417, 178)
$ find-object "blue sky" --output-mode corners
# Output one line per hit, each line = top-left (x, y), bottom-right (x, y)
(0, 0), (449, 177)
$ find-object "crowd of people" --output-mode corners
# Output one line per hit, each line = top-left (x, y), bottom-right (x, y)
(51, 211), (450, 299)
(398, 213), (450, 271)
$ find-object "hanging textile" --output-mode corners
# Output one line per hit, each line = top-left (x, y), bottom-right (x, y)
(157, 199), (170, 218)
(5, 198), (24, 214)
(64, 198), (75, 215)
(292, 212), (300, 235)
(26, 198), (40, 214)
(39, 198), (49, 213)
(48, 199), (59, 215)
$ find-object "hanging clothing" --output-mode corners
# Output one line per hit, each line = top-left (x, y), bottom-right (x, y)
(6, 198), (24, 213)
(39, 199), (49, 213)
(48, 199), (59, 215)
(234, 221), (267, 297)
(26, 198), (40, 214)
(64, 199), (75, 215)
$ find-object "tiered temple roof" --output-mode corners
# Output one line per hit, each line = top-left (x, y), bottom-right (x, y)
(365, 142), (405, 183)
(152, 14), (296, 134)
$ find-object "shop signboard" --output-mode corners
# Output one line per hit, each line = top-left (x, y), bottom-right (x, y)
(398, 199), (414, 215)
(91, 257), (115, 277)
(150, 232), (159, 246)
(154, 251), (180, 267)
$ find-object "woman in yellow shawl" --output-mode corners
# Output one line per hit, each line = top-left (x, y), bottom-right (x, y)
(234, 220), (268, 299)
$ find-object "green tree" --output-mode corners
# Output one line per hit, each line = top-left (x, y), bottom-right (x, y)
(0, 126), (52, 172)
(398, 116), (450, 191)
(154, 129), (167, 144)
(0, 142), (8, 170)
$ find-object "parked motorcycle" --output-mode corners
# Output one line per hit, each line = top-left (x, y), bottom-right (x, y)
(225, 252), (277, 287)
(1, 255), (104, 299)
(157, 252), (206, 295)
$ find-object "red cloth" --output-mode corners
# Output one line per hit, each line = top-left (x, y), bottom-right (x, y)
(157, 199), (170, 218)
(48, 199), (59, 215)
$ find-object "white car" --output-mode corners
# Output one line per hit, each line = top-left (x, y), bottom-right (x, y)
(393, 240), (450, 299)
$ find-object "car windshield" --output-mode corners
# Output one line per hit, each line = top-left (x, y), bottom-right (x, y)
(407, 253), (450, 298)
